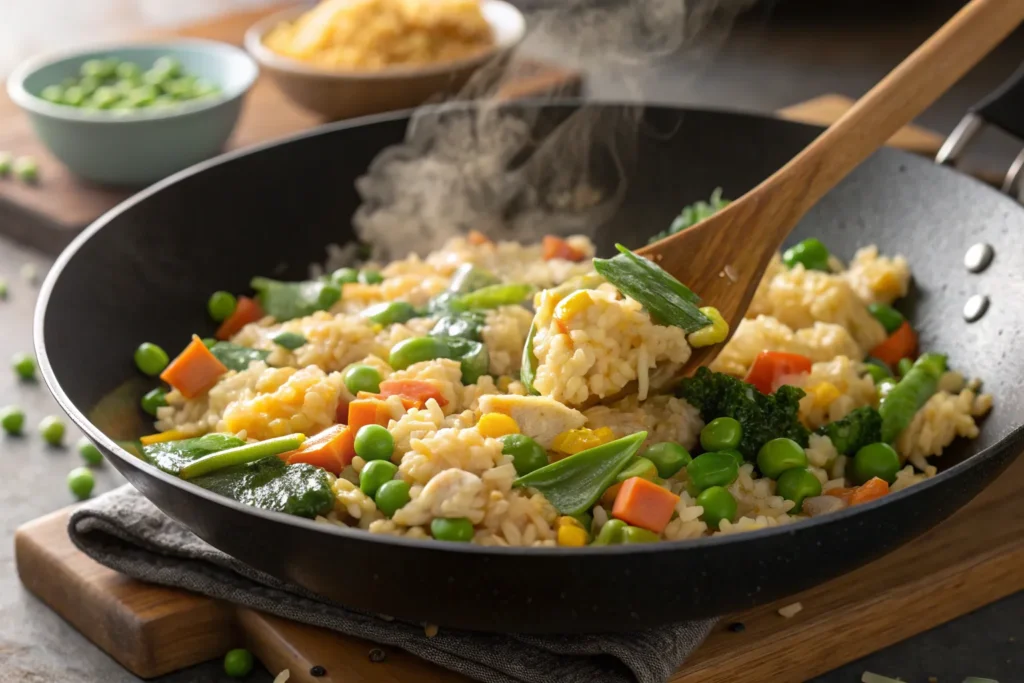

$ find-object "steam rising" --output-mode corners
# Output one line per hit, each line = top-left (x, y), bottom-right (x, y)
(353, 0), (756, 260)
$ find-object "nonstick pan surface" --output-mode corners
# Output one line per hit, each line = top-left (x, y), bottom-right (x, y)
(36, 103), (1024, 633)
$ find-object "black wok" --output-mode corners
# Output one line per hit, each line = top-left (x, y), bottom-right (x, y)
(35, 102), (1024, 633)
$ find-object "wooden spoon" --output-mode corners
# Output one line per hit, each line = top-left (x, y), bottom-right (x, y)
(638, 0), (1024, 377)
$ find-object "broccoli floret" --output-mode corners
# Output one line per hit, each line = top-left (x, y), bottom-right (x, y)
(648, 188), (730, 244)
(817, 405), (882, 456)
(677, 367), (809, 460)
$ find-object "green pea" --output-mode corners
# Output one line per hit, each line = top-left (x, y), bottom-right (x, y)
(686, 452), (740, 491)
(77, 76), (100, 96)
(719, 449), (746, 468)
(125, 85), (158, 108)
(134, 342), (169, 376)
(67, 467), (95, 500)
(354, 424), (394, 462)
(1, 406), (25, 435)
(143, 68), (171, 87)
(570, 511), (593, 534)
(343, 364), (382, 395)
(643, 442), (691, 478)
(0, 153), (10, 175)
(12, 352), (36, 380)
(615, 456), (658, 483)
(358, 270), (384, 285)
(271, 331), (307, 351)
(223, 648), (253, 678)
(141, 387), (167, 416)
(41, 85), (64, 103)
(621, 526), (660, 543)
(330, 267), (359, 285)
(863, 363), (891, 384)
(897, 357), (914, 377)
(782, 237), (831, 272)
(80, 58), (116, 79)
(499, 434), (548, 476)
(62, 85), (86, 106)
(756, 437), (807, 479)
(13, 157), (38, 183)
(202, 338), (217, 349)
(153, 56), (182, 78)
(163, 77), (195, 99)
(374, 480), (411, 517)
(591, 519), (627, 545)
(39, 416), (66, 446)
(191, 79), (220, 99)
(116, 61), (142, 81)
(775, 467), (821, 512)
(359, 459), (398, 497)
(0, 278), (7, 298)
(388, 336), (450, 370)
(700, 416), (742, 452)
(696, 486), (737, 530)
(90, 85), (120, 109)
(363, 301), (417, 326)
(867, 302), (905, 335)
(207, 291), (237, 321)
(851, 442), (901, 485)
(77, 437), (104, 466)
(430, 517), (474, 542)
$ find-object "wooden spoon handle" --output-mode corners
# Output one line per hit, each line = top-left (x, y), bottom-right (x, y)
(770, 0), (1024, 225)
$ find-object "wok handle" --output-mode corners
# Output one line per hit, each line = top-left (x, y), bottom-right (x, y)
(936, 60), (1024, 201)
(972, 60), (1024, 142)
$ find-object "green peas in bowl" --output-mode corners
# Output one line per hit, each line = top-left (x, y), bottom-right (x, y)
(6, 41), (258, 187)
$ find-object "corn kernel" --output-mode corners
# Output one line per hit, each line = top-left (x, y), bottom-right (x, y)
(557, 515), (583, 530)
(496, 375), (513, 392)
(477, 412), (520, 438)
(557, 524), (589, 547)
(551, 427), (616, 455)
(874, 271), (902, 299)
(554, 290), (593, 324)
(140, 429), (188, 445)
(687, 306), (729, 348)
(812, 382), (841, 407)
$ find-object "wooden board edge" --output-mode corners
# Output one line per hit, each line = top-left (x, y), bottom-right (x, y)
(14, 508), (238, 679)
(672, 540), (1024, 683)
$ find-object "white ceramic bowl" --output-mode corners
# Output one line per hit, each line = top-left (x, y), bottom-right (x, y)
(244, 1), (526, 121)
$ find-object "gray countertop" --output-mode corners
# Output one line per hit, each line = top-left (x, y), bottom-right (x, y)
(1, 1), (1022, 681)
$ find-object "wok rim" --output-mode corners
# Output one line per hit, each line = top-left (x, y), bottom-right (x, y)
(34, 99), (1024, 560)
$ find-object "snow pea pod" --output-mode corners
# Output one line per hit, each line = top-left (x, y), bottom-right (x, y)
(388, 336), (489, 385)
(513, 432), (646, 515)
(879, 352), (947, 443)
(593, 244), (711, 333)
(447, 264), (499, 295)
(450, 283), (534, 311)
(520, 319), (540, 395)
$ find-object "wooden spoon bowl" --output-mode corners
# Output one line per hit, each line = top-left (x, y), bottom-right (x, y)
(637, 0), (1024, 376)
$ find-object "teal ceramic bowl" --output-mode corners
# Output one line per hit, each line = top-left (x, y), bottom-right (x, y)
(6, 40), (258, 187)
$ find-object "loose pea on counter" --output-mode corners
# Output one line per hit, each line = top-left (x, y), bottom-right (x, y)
(77, 437), (104, 466)
(39, 415), (66, 446)
(12, 352), (36, 380)
(223, 648), (254, 679)
(68, 467), (95, 500)
(0, 406), (25, 435)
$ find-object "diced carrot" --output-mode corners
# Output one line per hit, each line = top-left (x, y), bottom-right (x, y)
(283, 424), (354, 474)
(140, 429), (188, 446)
(849, 477), (889, 505)
(215, 296), (264, 341)
(335, 397), (350, 424)
(160, 335), (229, 399)
(348, 399), (391, 434)
(869, 320), (918, 368)
(825, 477), (890, 506)
(744, 351), (813, 394)
(378, 379), (449, 408)
(356, 392), (421, 410)
(611, 476), (680, 534)
(467, 230), (491, 246)
(542, 235), (585, 262)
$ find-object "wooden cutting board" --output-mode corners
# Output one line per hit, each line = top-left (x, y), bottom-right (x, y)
(15, 452), (1024, 683)
(0, 4), (584, 255)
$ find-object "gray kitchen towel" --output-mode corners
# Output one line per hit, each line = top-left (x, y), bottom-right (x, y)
(68, 485), (716, 683)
